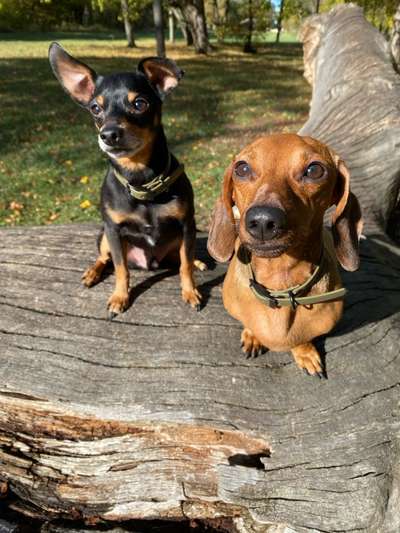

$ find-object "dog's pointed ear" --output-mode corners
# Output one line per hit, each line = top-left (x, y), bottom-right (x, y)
(49, 42), (97, 106)
(331, 156), (363, 271)
(138, 57), (183, 100)
(207, 163), (237, 263)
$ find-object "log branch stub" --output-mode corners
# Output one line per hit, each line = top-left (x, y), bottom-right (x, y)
(300, 4), (400, 241)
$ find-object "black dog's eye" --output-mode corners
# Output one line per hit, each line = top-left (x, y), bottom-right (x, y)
(234, 161), (252, 178)
(304, 162), (326, 181)
(132, 97), (149, 113)
(90, 103), (102, 116)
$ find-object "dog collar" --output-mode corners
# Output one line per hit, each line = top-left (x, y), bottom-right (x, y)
(245, 246), (347, 310)
(113, 153), (184, 201)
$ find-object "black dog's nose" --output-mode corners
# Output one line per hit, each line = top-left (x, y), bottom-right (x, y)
(100, 126), (123, 146)
(245, 206), (287, 241)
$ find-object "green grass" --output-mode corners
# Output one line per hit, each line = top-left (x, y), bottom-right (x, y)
(0, 32), (310, 229)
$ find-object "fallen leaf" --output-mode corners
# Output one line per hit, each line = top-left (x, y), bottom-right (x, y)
(80, 199), (92, 209)
(9, 201), (24, 211)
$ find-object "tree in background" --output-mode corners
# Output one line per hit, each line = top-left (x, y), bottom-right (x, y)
(275, 0), (285, 42)
(170, 0), (210, 53)
(205, 0), (230, 42)
(153, 0), (166, 55)
(121, 0), (136, 46)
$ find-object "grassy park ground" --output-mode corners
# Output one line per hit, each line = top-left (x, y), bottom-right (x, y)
(0, 32), (310, 229)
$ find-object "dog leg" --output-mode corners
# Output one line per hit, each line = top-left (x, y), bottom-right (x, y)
(291, 343), (324, 378)
(105, 226), (130, 318)
(179, 221), (202, 310)
(241, 328), (266, 359)
(82, 232), (111, 287)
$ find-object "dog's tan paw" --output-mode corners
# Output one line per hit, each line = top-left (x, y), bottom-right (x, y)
(107, 292), (129, 319)
(291, 344), (324, 378)
(194, 259), (208, 271)
(182, 287), (202, 311)
(241, 328), (265, 359)
(82, 267), (101, 288)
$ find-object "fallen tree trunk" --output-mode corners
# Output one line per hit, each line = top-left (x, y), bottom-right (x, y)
(1, 5), (400, 533)
(300, 4), (400, 241)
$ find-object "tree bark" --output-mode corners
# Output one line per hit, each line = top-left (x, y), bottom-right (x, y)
(1, 5), (400, 532)
(168, 9), (175, 43)
(391, 2), (400, 71)
(171, 0), (209, 53)
(243, 0), (256, 53)
(120, 0), (136, 48)
(153, 0), (166, 57)
(170, 6), (193, 45)
(275, 0), (284, 43)
(299, 4), (400, 239)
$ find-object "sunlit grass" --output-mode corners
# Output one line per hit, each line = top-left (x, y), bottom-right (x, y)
(0, 32), (310, 229)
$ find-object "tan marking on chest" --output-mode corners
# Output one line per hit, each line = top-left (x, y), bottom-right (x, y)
(156, 200), (187, 221)
(105, 205), (145, 226)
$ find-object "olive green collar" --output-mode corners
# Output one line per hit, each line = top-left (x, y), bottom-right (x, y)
(113, 153), (184, 201)
(245, 245), (346, 309)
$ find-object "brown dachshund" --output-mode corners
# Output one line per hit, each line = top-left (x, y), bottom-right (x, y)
(207, 133), (363, 377)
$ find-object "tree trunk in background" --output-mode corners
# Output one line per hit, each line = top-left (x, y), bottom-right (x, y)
(171, 0), (209, 53)
(121, 0), (136, 47)
(82, 4), (90, 26)
(243, 0), (255, 53)
(275, 0), (284, 43)
(170, 6), (193, 45)
(391, 3), (400, 71)
(315, 0), (320, 14)
(181, 0), (209, 53)
(168, 9), (175, 42)
(153, 0), (166, 57)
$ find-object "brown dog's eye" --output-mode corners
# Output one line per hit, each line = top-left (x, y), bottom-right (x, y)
(90, 103), (102, 115)
(305, 162), (325, 181)
(132, 97), (149, 113)
(234, 161), (252, 178)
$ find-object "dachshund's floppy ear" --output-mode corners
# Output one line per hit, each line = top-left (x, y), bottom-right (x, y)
(331, 156), (363, 271)
(49, 42), (97, 106)
(207, 163), (237, 262)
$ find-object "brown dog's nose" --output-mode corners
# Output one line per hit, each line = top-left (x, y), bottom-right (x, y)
(100, 126), (123, 146)
(245, 206), (287, 241)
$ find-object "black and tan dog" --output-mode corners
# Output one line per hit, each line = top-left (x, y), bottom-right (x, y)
(49, 43), (204, 318)
(208, 134), (362, 376)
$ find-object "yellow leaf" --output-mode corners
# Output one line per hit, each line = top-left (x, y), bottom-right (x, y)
(9, 201), (24, 211)
(80, 175), (89, 184)
(80, 200), (92, 209)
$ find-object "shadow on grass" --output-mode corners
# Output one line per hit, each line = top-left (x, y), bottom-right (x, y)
(0, 43), (307, 157)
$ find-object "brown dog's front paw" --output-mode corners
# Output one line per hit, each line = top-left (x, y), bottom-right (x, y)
(82, 267), (101, 287)
(241, 328), (266, 359)
(194, 259), (208, 272)
(182, 288), (202, 311)
(107, 292), (129, 319)
(291, 343), (325, 378)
